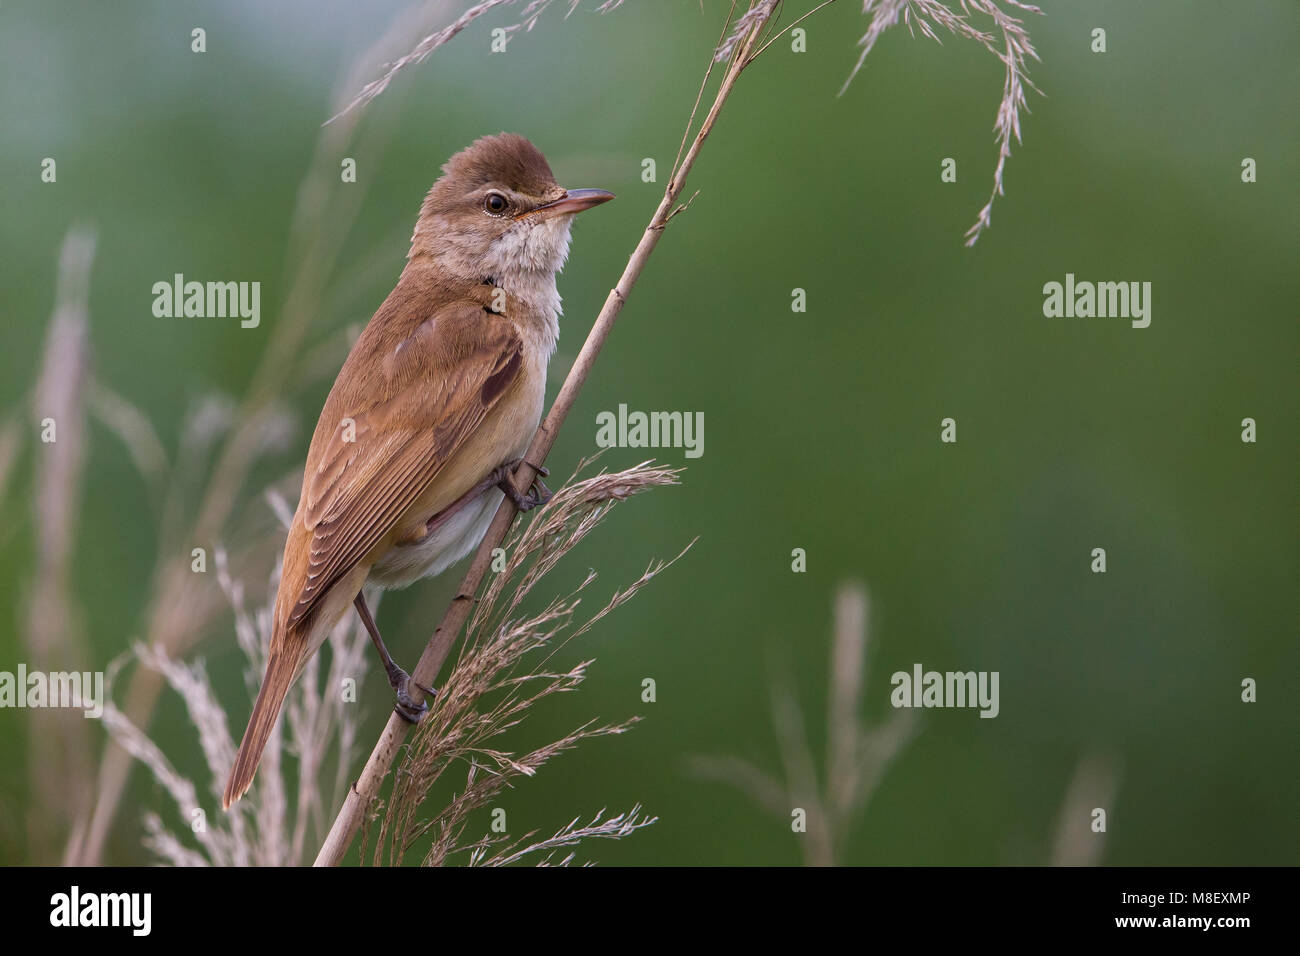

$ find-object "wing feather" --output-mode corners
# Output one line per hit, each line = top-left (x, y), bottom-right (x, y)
(285, 302), (522, 629)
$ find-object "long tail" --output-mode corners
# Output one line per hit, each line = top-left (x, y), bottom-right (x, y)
(223, 646), (299, 809)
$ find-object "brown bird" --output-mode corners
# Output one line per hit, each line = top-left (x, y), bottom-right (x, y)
(223, 133), (613, 808)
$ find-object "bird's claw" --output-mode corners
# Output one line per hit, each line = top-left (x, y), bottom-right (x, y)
(388, 665), (435, 724)
(515, 477), (553, 511)
(498, 460), (553, 512)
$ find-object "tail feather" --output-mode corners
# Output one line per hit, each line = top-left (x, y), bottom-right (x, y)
(223, 648), (298, 809)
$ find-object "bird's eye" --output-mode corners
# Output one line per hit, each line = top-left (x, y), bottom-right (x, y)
(484, 192), (509, 215)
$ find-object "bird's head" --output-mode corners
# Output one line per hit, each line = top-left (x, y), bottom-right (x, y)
(411, 133), (613, 285)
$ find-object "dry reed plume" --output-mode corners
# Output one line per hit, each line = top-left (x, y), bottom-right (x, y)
(334, 0), (1042, 244)
(99, 548), (371, 866)
(102, 459), (679, 866)
(365, 458), (685, 866)
(839, 0), (1042, 244)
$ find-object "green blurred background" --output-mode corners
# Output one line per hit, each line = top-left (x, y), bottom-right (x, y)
(1, 0), (1296, 865)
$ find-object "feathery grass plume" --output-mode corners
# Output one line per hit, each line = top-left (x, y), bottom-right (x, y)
(365, 458), (685, 866)
(73, 384), (297, 863)
(714, 0), (780, 62)
(100, 550), (371, 866)
(328, 0), (628, 125)
(466, 805), (657, 866)
(838, 0), (1042, 245)
(340, 0), (1039, 247)
(689, 582), (916, 866)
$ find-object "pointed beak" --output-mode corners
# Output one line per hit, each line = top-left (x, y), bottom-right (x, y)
(524, 188), (615, 220)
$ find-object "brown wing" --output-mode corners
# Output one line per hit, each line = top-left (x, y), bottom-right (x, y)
(285, 301), (522, 629)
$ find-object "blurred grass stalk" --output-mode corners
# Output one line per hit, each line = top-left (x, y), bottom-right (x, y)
(26, 227), (96, 864)
(689, 583), (1120, 866)
(690, 583), (916, 866)
(1050, 753), (1120, 867)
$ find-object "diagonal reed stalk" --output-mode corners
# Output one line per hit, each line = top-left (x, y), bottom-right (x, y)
(315, 0), (778, 866)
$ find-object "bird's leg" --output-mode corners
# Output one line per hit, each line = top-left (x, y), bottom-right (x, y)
(421, 462), (517, 538)
(421, 459), (551, 539)
(496, 458), (552, 512)
(353, 592), (434, 724)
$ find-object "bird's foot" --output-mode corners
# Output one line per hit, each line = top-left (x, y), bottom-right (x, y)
(498, 458), (552, 512)
(386, 663), (436, 724)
